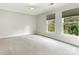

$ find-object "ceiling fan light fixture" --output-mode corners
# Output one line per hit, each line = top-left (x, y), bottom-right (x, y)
(50, 3), (54, 5)
(30, 7), (35, 10)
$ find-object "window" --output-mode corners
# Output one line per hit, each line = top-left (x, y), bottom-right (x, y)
(48, 19), (55, 32)
(63, 16), (79, 36)
(46, 14), (55, 32)
(62, 8), (79, 36)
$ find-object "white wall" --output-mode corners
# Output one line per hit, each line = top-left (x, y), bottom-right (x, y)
(0, 9), (36, 38)
(36, 3), (79, 46)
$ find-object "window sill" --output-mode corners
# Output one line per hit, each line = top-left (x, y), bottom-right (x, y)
(62, 34), (79, 38)
(47, 32), (56, 34)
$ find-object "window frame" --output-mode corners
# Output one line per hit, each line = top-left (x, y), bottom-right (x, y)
(62, 16), (79, 36)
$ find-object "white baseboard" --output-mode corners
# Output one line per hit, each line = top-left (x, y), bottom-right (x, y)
(0, 33), (31, 39)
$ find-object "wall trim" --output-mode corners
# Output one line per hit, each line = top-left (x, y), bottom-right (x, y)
(0, 33), (29, 39)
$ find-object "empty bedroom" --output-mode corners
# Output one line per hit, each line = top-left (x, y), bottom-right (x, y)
(0, 3), (79, 55)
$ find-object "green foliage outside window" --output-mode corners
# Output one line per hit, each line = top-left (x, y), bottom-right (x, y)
(48, 20), (55, 32)
(64, 16), (79, 36)
(47, 16), (79, 36)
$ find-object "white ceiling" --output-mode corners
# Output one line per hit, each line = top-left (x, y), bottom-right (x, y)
(0, 3), (68, 15)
